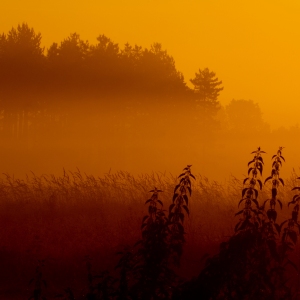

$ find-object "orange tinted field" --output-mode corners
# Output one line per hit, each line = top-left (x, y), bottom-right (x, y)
(0, 169), (298, 298)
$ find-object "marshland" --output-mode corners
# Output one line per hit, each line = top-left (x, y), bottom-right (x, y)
(1, 23), (300, 299)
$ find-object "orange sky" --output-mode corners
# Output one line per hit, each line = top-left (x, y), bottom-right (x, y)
(2, 0), (300, 129)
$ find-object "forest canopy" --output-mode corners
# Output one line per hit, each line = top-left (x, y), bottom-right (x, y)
(0, 23), (194, 97)
(0, 23), (225, 140)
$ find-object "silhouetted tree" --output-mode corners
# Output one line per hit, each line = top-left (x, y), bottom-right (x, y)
(48, 33), (89, 66)
(0, 24), (214, 144)
(190, 68), (223, 115)
(47, 32), (89, 93)
(0, 23), (44, 71)
(189, 68), (224, 147)
(90, 34), (119, 61)
(225, 99), (270, 137)
(0, 23), (45, 140)
(137, 43), (187, 99)
(87, 34), (120, 93)
(120, 43), (143, 68)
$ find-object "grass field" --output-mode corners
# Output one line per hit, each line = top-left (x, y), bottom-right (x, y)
(0, 167), (299, 299)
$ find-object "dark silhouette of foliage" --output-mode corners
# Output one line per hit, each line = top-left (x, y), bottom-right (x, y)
(189, 68), (224, 134)
(225, 99), (270, 136)
(48, 33), (89, 69)
(3, 157), (300, 298)
(169, 165), (194, 266)
(114, 166), (195, 300)
(234, 147), (264, 232)
(177, 148), (296, 300)
(0, 23), (223, 142)
(285, 179), (300, 246)
(279, 163), (300, 272)
(190, 68), (223, 115)
(130, 187), (174, 299)
(0, 23), (44, 74)
(263, 147), (285, 237)
(259, 147), (295, 299)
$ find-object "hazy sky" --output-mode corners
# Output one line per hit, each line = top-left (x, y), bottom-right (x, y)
(2, 0), (300, 129)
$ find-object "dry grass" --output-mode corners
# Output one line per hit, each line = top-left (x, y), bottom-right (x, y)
(0, 169), (298, 298)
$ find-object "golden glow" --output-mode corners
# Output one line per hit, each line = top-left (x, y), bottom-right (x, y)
(2, 1), (300, 180)
(2, 1), (300, 129)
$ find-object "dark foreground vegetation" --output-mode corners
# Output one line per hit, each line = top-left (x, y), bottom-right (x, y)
(1, 147), (300, 299)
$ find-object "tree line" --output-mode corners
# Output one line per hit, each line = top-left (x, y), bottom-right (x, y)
(2, 23), (290, 145)
(0, 23), (224, 141)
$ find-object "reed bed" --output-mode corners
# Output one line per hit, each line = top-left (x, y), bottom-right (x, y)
(0, 169), (298, 298)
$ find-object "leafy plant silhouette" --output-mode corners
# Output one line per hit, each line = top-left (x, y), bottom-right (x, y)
(234, 147), (265, 232)
(258, 147), (295, 299)
(282, 170), (300, 251)
(11, 157), (300, 299)
(168, 165), (194, 266)
(115, 166), (195, 300)
(178, 147), (296, 300)
(130, 187), (174, 299)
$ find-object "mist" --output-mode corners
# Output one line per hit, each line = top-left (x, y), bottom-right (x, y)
(1, 94), (299, 183)
(1, 23), (300, 182)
